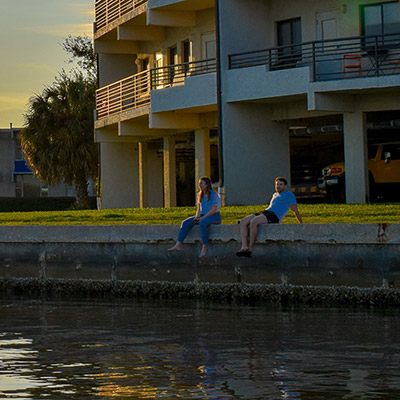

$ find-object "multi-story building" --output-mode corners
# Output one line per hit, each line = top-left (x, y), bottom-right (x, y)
(94, 0), (400, 208)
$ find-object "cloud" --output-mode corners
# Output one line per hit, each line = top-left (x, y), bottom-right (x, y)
(20, 23), (93, 37)
(0, 93), (30, 106)
(70, 3), (95, 18)
(0, 93), (35, 126)
(12, 63), (56, 74)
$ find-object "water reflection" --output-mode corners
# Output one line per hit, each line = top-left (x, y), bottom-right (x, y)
(1, 298), (400, 399)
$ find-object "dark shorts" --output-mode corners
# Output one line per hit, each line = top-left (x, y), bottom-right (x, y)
(254, 210), (279, 224)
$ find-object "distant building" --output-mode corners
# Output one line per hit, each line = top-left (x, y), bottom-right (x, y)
(0, 124), (94, 198)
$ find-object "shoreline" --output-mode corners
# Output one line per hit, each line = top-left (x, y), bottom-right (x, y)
(2, 277), (400, 307)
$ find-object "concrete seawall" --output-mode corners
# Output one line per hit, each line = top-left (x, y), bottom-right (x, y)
(1, 223), (400, 289)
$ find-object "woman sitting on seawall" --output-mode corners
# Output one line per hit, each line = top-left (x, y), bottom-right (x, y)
(168, 176), (221, 258)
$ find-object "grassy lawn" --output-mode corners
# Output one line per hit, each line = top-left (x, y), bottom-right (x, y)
(0, 203), (399, 225)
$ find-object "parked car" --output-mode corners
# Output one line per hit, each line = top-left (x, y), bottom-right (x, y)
(318, 142), (400, 202)
(290, 164), (326, 201)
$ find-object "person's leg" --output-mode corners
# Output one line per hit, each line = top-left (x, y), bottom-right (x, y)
(248, 214), (268, 251)
(168, 216), (196, 251)
(199, 213), (221, 257)
(238, 214), (255, 251)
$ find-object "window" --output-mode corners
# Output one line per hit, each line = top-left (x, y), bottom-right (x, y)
(15, 175), (23, 198)
(362, 2), (400, 41)
(15, 134), (23, 161)
(276, 18), (302, 67)
(168, 45), (178, 65)
(168, 45), (178, 84)
(182, 40), (191, 63)
(381, 143), (400, 160)
(40, 185), (49, 197)
(182, 39), (191, 74)
(153, 52), (163, 89)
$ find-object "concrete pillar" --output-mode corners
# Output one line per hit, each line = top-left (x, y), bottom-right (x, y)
(163, 136), (176, 207)
(343, 111), (369, 204)
(222, 103), (290, 205)
(140, 142), (164, 208)
(139, 142), (148, 208)
(195, 128), (211, 183)
(100, 142), (139, 209)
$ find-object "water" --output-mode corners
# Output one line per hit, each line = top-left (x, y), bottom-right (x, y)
(1, 297), (400, 399)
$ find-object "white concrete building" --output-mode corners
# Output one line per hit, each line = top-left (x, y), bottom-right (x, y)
(94, 0), (400, 207)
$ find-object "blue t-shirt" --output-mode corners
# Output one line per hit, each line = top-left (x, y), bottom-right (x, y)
(265, 190), (297, 222)
(199, 190), (221, 215)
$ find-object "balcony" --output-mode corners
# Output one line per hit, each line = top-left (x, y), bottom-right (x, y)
(96, 70), (150, 120)
(228, 33), (400, 81)
(94, 0), (147, 32)
(96, 58), (216, 121)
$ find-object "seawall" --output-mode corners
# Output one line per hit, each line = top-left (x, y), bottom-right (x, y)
(1, 223), (400, 290)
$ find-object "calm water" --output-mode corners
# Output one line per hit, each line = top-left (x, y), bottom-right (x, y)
(1, 297), (400, 399)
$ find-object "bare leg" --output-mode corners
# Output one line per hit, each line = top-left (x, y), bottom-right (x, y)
(199, 244), (207, 258)
(167, 241), (183, 252)
(238, 214), (255, 251)
(249, 214), (268, 251)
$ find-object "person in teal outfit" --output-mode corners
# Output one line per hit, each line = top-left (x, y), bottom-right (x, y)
(236, 177), (303, 258)
(168, 176), (221, 258)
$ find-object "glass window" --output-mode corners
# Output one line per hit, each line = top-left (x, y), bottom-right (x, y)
(381, 143), (400, 159)
(15, 175), (23, 198)
(277, 18), (302, 47)
(362, 2), (400, 36)
(182, 40), (191, 63)
(15, 133), (24, 161)
(276, 18), (302, 66)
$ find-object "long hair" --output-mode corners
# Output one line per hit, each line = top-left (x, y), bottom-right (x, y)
(198, 176), (213, 203)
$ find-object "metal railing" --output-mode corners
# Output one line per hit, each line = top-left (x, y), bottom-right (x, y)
(96, 58), (216, 119)
(228, 33), (400, 81)
(151, 58), (216, 89)
(95, 0), (147, 31)
(96, 70), (151, 119)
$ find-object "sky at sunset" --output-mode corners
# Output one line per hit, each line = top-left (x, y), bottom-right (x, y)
(0, 0), (94, 128)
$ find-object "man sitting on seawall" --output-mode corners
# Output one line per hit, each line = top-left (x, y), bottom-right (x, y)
(236, 177), (303, 258)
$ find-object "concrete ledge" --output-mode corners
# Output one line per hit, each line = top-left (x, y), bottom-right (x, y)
(1, 224), (399, 289)
(1, 223), (399, 244)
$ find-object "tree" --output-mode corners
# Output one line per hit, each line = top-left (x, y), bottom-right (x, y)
(62, 35), (97, 80)
(21, 37), (98, 209)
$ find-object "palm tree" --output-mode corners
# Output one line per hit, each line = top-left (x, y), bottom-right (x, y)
(22, 71), (97, 209)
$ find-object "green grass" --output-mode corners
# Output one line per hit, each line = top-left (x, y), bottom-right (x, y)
(0, 203), (399, 225)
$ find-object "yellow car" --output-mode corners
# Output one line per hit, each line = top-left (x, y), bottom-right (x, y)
(318, 142), (400, 202)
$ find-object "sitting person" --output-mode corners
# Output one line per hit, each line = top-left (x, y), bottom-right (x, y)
(236, 177), (303, 258)
(168, 176), (221, 258)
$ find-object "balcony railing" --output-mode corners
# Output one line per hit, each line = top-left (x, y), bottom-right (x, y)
(228, 33), (400, 81)
(151, 58), (216, 89)
(96, 58), (216, 119)
(95, 0), (147, 31)
(96, 70), (151, 119)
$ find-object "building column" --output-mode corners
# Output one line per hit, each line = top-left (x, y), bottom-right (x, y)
(343, 110), (369, 204)
(99, 141), (139, 209)
(222, 103), (290, 205)
(139, 142), (148, 208)
(163, 135), (176, 207)
(195, 128), (211, 184)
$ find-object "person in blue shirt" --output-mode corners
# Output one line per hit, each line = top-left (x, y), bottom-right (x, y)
(236, 177), (303, 258)
(168, 176), (221, 258)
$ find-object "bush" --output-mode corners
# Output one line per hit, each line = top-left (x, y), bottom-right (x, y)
(0, 197), (97, 212)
